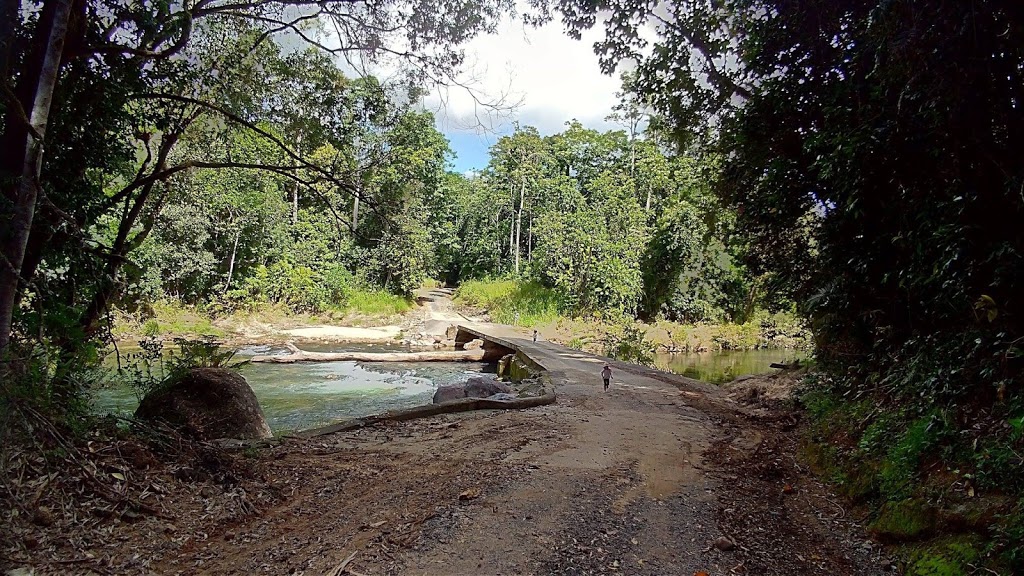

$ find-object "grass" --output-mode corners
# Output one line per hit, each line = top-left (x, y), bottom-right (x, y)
(114, 287), (412, 340)
(454, 278), (519, 307)
(453, 278), (812, 352)
(114, 300), (226, 339)
(455, 279), (564, 327)
(344, 288), (413, 316)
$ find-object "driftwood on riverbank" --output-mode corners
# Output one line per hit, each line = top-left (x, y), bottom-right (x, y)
(250, 342), (485, 363)
(296, 390), (557, 438)
(214, 382), (557, 448)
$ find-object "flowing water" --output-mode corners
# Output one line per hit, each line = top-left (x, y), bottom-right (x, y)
(92, 342), (492, 433)
(93, 342), (804, 434)
(653, 349), (806, 385)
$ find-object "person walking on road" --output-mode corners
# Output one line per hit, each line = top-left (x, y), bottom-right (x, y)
(601, 363), (612, 391)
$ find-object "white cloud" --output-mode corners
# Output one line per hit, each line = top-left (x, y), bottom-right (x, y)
(424, 17), (625, 136)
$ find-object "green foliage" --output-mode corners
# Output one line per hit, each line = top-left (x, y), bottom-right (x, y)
(142, 319), (161, 337)
(455, 279), (563, 327)
(117, 337), (246, 401)
(973, 437), (1024, 494)
(602, 325), (656, 367)
(993, 501), (1024, 573)
(870, 499), (935, 542)
(903, 538), (984, 576)
(0, 342), (106, 433)
(533, 176), (649, 314)
(802, 384), (1024, 572)
(880, 415), (942, 501)
(346, 289), (412, 316)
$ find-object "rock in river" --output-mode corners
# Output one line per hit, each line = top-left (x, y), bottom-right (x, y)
(135, 367), (272, 440)
(433, 385), (467, 404)
(464, 377), (510, 399)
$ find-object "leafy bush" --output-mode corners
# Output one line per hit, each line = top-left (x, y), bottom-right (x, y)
(142, 319), (161, 337)
(346, 289), (412, 316)
(456, 279), (564, 327)
(117, 337), (247, 401)
(322, 264), (354, 307)
(454, 278), (518, 307)
(228, 262), (347, 314)
(603, 324), (656, 366)
(1, 340), (106, 433)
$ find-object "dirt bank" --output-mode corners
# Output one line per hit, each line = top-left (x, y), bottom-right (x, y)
(3, 329), (889, 576)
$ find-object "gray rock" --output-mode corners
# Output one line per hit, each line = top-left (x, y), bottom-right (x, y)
(464, 377), (510, 399)
(486, 393), (518, 401)
(463, 338), (484, 350)
(432, 385), (467, 404)
(422, 319), (454, 336)
(135, 368), (272, 440)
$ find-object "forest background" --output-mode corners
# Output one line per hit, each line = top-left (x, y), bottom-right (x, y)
(2, 0), (1022, 573)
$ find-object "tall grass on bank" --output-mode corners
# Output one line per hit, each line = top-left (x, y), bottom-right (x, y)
(114, 287), (413, 340)
(345, 289), (412, 316)
(455, 279), (564, 327)
(455, 278), (812, 351)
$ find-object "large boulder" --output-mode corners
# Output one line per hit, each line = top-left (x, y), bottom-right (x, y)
(464, 377), (510, 399)
(421, 319), (454, 336)
(486, 393), (518, 402)
(135, 368), (272, 440)
(432, 385), (467, 404)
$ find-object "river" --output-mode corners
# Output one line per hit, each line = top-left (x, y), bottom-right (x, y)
(92, 343), (803, 433)
(654, 349), (805, 384)
(93, 342), (493, 433)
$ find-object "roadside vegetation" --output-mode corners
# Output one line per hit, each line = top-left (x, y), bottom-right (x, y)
(112, 287), (413, 340)
(1, 0), (1021, 573)
(555, 1), (1023, 572)
(454, 278), (810, 354)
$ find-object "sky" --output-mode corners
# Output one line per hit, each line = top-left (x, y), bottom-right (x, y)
(421, 18), (625, 174)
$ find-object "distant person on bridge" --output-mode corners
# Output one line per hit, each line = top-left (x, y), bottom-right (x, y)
(533, 330), (538, 342)
(601, 364), (612, 391)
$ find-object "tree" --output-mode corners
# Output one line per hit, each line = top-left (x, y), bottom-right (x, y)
(561, 0), (1024, 401)
(0, 0), (526, 351)
(533, 171), (648, 313)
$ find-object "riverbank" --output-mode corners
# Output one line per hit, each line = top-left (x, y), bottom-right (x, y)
(2, 323), (884, 576)
(110, 293), (420, 345)
(109, 284), (811, 358)
(452, 280), (812, 354)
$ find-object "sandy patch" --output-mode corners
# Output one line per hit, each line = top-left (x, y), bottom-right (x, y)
(278, 325), (402, 341)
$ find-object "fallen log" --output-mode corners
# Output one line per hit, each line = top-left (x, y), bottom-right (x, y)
(250, 342), (485, 363)
(296, 390), (557, 438)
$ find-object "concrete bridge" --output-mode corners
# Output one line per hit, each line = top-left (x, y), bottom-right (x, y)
(453, 322), (718, 395)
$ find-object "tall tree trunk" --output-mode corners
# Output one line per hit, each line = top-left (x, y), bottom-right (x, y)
(646, 185), (652, 211)
(0, 0), (74, 350)
(291, 184), (298, 224)
(515, 174), (525, 275)
(629, 138), (636, 177)
(352, 193), (360, 229)
(291, 133), (302, 224)
(528, 215), (533, 263)
(507, 181), (515, 259)
(78, 134), (178, 339)
(224, 228), (241, 293)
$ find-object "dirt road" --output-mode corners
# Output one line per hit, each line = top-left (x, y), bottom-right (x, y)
(4, 301), (891, 575)
(133, 325), (888, 576)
